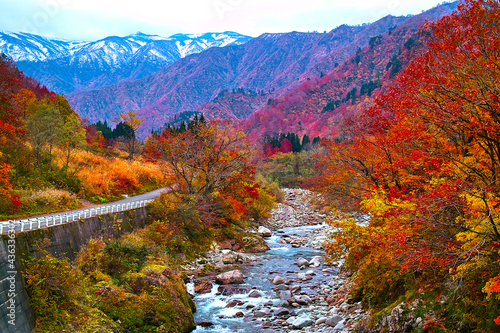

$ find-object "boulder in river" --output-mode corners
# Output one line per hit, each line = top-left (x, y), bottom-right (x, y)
(296, 295), (311, 305)
(297, 273), (312, 281)
(326, 314), (343, 327)
(197, 321), (214, 327)
(222, 251), (241, 264)
(287, 315), (313, 329)
(215, 270), (245, 284)
(334, 321), (346, 330)
(194, 279), (213, 294)
(258, 226), (272, 237)
(275, 309), (290, 316)
(279, 290), (292, 300)
(272, 275), (285, 285)
(296, 258), (309, 268)
(226, 299), (244, 307)
(239, 233), (271, 253)
(309, 256), (322, 267)
(254, 308), (272, 317)
(217, 284), (252, 295)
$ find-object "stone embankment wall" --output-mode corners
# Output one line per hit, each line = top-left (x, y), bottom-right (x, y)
(0, 208), (149, 333)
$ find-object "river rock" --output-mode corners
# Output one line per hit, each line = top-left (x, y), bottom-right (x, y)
(275, 284), (289, 290)
(296, 258), (309, 268)
(217, 285), (251, 295)
(258, 226), (272, 237)
(315, 317), (328, 325)
(305, 269), (316, 276)
(287, 315), (313, 329)
(197, 321), (214, 327)
(222, 251), (241, 264)
(309, 256), (322, 267)
(326, 314), (343, 327)
(240, 234), (270, 253)
(194, 279), (213, 293)
(297, 273), (312, 281)
(226, 299), (244, 307)
(254, 308), (272, 317)
(249, 290), (262, 297)
(334, 321), (346, 330)
(296, 295), (311, 305)
(273, 276), (285, 285)
(279, 290), (292, 300)
(215, 270), (244, 284)
(275, 309), (290, 316)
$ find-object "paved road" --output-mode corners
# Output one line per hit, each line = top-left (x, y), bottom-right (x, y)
(0, 187), (170, 234)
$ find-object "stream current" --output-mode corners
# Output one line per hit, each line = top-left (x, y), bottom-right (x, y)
(188, 223), (338, 333)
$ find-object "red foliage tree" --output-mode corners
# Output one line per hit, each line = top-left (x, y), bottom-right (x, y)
(315, 0), (500, 324)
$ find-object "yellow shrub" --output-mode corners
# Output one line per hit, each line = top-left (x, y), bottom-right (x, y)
(60, 150), (166, 200)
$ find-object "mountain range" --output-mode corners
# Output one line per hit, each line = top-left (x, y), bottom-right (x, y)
(1, 2), (458, 137)
(0, 31), (251, 94)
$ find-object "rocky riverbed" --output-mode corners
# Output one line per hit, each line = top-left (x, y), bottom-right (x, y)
(185, 188), (368, 332)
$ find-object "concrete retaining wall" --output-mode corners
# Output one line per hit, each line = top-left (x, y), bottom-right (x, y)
(0, 208), (149, 332)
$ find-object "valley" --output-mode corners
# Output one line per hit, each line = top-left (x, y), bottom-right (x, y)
(1, 0), (500, 332)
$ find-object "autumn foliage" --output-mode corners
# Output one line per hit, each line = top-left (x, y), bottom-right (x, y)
(66, 150), (165, 202)
(315, 0), (500, 329)
(146, 119), (261, 219)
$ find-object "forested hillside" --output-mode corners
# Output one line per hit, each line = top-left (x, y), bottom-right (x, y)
(0, 54), (280, 332)
(241, 2), (457, 139)
(66, 4), (457, 137)
(310, 1), (500, 331)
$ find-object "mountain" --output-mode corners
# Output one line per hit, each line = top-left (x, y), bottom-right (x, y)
(0, 31), (87, 62)
(0, 2), (457, 137)
(66, 2), (457, 137)
(67, 15), (417, 136)
(0, 31), (251, 94)
(241, 1), (459, 139)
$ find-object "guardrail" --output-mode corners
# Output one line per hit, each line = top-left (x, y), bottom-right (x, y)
(0, 199), (154, 234)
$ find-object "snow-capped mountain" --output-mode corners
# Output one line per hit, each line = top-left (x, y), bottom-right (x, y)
(0, 31), (251, 94)
(0, 31), (88, 62)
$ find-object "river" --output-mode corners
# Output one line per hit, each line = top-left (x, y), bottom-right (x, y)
(187, 223), (346, 333)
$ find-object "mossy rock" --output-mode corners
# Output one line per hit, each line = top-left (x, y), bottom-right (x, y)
(238, 233), (270, 253)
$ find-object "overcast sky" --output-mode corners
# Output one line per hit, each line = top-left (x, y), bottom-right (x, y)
(1, 0), (449, 41)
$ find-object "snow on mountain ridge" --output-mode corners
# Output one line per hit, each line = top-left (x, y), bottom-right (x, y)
(1, 30), (251, 65)
(3, 30), (252, 95)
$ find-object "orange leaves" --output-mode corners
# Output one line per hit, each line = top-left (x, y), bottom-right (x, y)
(67, 150), (165, 200)
(0, 120), (15, 149)
(0, 163), (13, 199)
(146, 119), (267, 230)
(146, 120), (255, 198)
